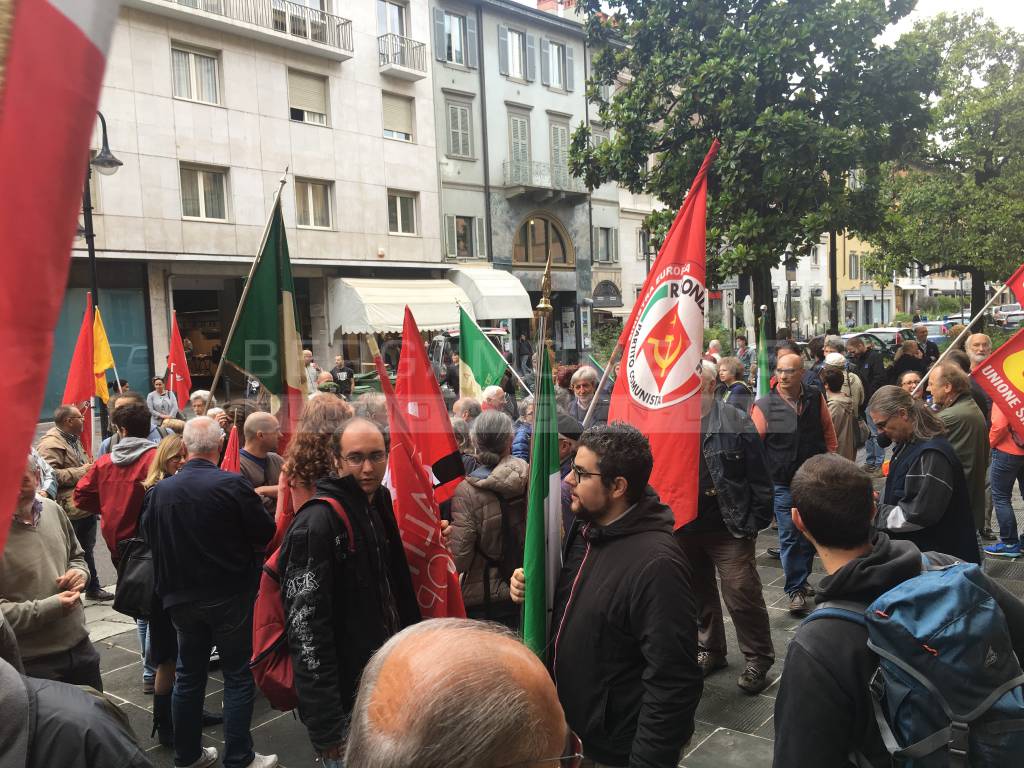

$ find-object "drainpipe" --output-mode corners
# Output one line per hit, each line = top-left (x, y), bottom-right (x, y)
(581, 39), (593, 358)
(476, 3), (494, 262)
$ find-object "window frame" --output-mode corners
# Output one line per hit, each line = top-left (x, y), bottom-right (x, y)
(382, 92), (415, 143)
(443, 11), (467, 66)
(387, 190), (417, 235)
(170, 43), (222, 106)
(512, 214), (574, 266)
(548, 40), (566, 89)
(287, 68), (329, 127)
(637, 229), (650, 261)
(446, 100), (473, 159)
(179, 164), (229, 222)
(295, 178), (334, 230)
(507, 28), (526, 80)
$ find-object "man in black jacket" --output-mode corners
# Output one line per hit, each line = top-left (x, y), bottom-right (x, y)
(847, 336), (887, 475)
(280, 417), (420, 765)
(511, 423), (702, 767)
(774, 452), (1024, 767)
(677, 362), (775, 693)
(142, 416), (276, 768)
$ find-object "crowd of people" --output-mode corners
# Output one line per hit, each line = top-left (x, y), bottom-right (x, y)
(2, 332), (1023, 768)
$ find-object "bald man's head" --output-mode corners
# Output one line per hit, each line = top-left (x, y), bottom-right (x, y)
(345, 620), (567, 768)
(243, 411), (280, 454)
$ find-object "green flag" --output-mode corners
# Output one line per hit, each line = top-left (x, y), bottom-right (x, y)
(522, 340), (562, 660)
(458, 307), (508, 398)
(756, 315), (770, 399)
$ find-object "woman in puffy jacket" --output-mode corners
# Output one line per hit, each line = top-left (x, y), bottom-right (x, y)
(449, 410), (528, 628)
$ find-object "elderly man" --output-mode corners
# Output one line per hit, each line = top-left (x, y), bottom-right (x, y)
(302, 349), (321, 395)
(239, 411), (283, 515)
(452, 396), (481, 424)
(36, 405), (110, 601)
(914, 324), (940, 367)
(966, 332), (994, 420)
(344, 620), (572, 768)
(567, 366), (609, 426)
(481, 384), (508, 413)
(1, 454), (101, 690)
(142, 417), (276, 768)
(928, 362), (989, 534)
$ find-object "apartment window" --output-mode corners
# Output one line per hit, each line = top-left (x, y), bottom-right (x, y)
(507, 29), (525, 79)
(377, 0), (406, 36)
(513, 214), (573, 265)
(171, 45), (220, 105)
(541, 39), (573, 90)
(637, 229), (650, 261)
(550, 122), (570, 187)
(508, 113), (530, 183)
(593, 226), (618, 263)
(549, 41), (566, 89)
(811, 245), (820, 267)
(382, 93), (414, 142)
(447, 101), (472, 157)
(445, 215), (486, 259)
(850, 251), (860, 281)
(591, 129), (609, 147)
(288, 69), (328, 126)
(388, 191), (416, 234)
(295, 179), (332, 229)
(444, 12), (466, 65)
(180, 165), (227, 221)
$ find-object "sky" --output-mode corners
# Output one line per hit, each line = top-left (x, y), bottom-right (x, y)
(880, 0), (1024, 41)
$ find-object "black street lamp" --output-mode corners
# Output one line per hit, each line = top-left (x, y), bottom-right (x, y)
(81, 111), (122, 309)
(784, 247), (796, 337)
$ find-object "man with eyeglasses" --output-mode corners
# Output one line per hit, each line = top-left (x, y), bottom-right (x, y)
(750, 352), (838, 614)
(279, 417), (420, 767)
(511, 423), (701, 768)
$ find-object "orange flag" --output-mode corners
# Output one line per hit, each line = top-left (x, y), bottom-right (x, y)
(63, 293), (96, 455)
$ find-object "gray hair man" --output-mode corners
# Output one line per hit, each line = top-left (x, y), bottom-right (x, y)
(452, 397), (482, 423)
(966, 333), (992, 371)
(345, 620), (573, 768)
(568, 366), (609, 426)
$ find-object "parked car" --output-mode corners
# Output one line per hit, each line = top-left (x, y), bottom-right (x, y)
(994, 303), (1021, 324)
(1002, 311), (1024, 330)
(914, 321), (949, 346)
(840, 331), (896, 366)
(854, 327), (912, 352)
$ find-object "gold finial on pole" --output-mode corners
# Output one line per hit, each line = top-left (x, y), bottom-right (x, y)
(536, 252), (553, 315)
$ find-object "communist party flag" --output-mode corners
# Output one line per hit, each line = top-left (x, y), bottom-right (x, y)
(167, 311), (193, 409)
(395, 307), (464, 503)
(63, 293), (97, 456)
(608, 140), (719, 529)
(374, 342), (466, 619)
(0, 1), (118, 554)
(972, 325), (1024, 434)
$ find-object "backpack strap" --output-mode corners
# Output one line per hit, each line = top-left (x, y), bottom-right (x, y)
(800, 600), (869, 627)
(296, 496), (355, 554)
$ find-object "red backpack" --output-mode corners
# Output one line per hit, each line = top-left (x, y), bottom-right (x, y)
(249, 496), (354, 711)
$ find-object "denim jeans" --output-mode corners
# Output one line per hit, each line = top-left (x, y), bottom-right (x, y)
(864, 411), (884, 468)
(990, 449), (1024, 545)
(136, 619), (155, 682)
(70, 514), (101, 592)
(169, 594), (256, 768)
(774, 485), (815, 596)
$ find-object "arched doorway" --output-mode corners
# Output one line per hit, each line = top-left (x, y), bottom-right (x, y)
(512, 213), (575, 266)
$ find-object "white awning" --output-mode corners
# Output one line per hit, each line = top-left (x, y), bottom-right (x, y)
(327, 277), (475, 335)
(447, 267), (534, 320)
(596, 305), (634, 318)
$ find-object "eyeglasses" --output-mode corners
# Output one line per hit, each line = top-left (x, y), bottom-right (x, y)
(775, 368), (799, 376)
(341, 451), (388, 468)
(569, 461), (602, 483)
(501, 731), (584, 767)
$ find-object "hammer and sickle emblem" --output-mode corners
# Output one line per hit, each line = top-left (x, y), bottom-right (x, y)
(646, 314), (684, 377)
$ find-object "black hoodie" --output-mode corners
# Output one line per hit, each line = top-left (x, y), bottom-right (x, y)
(551, 487), (702, 768)
(774, 533), (1024, 768)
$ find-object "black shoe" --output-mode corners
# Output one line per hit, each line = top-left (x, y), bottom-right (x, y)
(766, 547), (781, 559)
(697, 647), (728, 677)
(804, 584), (816, 597)
(982, 528), (998, 542)
(209, 646), (220, 668)
(86, 588), (114, 601)
(143, 679), (155, 695)
(201, 709), (224, 727)
(737, 663), (770, 694)
(788, 589), (810, 615)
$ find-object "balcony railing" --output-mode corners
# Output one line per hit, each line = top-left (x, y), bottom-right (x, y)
(504, 160), (587, 194)
(158, 0), (353, 53)
(377, 33), (427, 75)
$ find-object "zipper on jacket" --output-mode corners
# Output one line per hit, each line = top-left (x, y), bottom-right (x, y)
(552, 524), (592, 686)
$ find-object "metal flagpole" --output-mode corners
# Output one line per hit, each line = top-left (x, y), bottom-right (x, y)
(209, 169), (289, 399)
(912, 285), (1008, 397)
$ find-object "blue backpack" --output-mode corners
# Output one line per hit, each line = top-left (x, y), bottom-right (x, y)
(803, 558), (1024, 767)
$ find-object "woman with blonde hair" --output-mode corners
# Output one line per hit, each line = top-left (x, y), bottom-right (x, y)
(142, 432), (186, 488)
(266, 396), (355, 553)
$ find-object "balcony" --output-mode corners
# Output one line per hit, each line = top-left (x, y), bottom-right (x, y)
(503, 160), (588, 202)
(377, 34), (427, 81)
(128, 0), (354, 61)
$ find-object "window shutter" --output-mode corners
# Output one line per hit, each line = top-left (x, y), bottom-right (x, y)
(475, 217), (486, 259)
(611, 228), (619, 262)
(383, 93), (414, 137)
(540, 38), (550, 86)
(288, 70), (327, 115)
(525, 34), (536, 81)
(444, 215), (457, 258)
(498, 25), (509, 75)
(466, 15), (478, 69)
(592, 226), (600, 262)
(565, 46), (574, 91)
(433, 8), (446, 62)
(461, 107), (472, 156)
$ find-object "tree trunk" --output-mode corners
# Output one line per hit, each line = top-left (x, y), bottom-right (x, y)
(751, 261), (776, 341)
(968, 267), (987, 332)
(828, 231), (839, 334)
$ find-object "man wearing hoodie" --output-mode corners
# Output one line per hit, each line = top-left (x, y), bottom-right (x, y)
(511, 423), (702, 767)
(774, 453), (1024, 767)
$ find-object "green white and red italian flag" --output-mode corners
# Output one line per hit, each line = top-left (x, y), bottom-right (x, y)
(458, 306), (508, 398)
(222, 196), (306, 441)
(522, 338), (562, 660)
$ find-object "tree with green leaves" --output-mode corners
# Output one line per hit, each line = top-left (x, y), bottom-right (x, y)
(863, 12), (1024, 323)
(571, 0), (937, 336)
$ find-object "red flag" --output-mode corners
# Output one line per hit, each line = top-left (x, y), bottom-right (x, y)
(1005, 264), (1024, 305)
(395, 307), (464, 503)
(374, 353), (466, 619)
(168, 311), (193, 409)
(0, 2), (118, 554)
(608, 140), (720, 529)
(62, 293), (96, 456)
(220, 425), (241, 473)
(972, 327), (1024, 435)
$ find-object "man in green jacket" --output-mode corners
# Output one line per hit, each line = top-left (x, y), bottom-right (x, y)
(929, 362), (990, 533)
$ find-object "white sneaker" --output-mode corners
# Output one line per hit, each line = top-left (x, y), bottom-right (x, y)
(180, 747), (218, 768)
(244, 755), (279, 768)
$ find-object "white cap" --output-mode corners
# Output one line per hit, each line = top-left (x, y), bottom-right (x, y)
(824, 352), (847, 368)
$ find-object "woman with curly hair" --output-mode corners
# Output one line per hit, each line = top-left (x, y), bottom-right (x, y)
(266, 396), (354, 553)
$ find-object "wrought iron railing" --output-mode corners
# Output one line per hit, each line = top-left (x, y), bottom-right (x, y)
(377, 33), (427, 73)
(503, 160), (587, 193)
